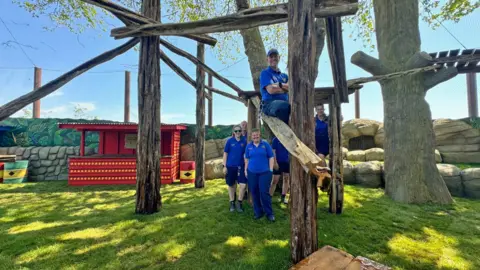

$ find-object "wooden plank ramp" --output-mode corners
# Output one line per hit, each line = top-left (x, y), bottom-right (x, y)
(290, 245), (391, 270)
(250, 97), (330, 187)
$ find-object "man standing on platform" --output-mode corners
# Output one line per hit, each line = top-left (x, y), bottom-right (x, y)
(259, 49), (290, 125)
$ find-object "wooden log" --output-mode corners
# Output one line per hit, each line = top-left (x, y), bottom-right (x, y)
(251, 98), (329, 175)
(246, 99), (259, 206)
(110, 3), (359, 38)
(424, 66), (458, 91)
(159, 39), (244, 95)
(195, 43), (206, 189)
(135, 0), (161, 215)
(208, 74), (213, 127)
(81, 0), (217, 46)
(326, 16), (349, 104)
(0, 38), (139, 122)
(350, 51), (391, 76)
(33, 67), (41, 118)
(288, 0), (319, 262)
(159, 50), (212, 100)
(328, 96), (344, 214)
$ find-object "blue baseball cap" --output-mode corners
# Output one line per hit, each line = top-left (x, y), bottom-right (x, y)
(267, 48), (279, 56)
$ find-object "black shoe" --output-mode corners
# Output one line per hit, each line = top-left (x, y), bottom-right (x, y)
(254, 213), (264, 220)
(267, 215), (275, 222)
(236, 201), (244, 212)
(229, 201), (235, 212)
(282, 195), (288, 205)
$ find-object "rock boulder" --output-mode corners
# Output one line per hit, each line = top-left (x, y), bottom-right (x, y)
(436, 164), (462, 197)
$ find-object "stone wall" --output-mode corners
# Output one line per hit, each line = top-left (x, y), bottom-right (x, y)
(0, 146), (80, 181)
(341, 118), (480, 164)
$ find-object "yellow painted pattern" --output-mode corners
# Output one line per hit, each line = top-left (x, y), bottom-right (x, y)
(70, 169), (136, 173)
(180, 170), (195, 180)
(70, 176), (136, 181)
(4, 169), (27, 179)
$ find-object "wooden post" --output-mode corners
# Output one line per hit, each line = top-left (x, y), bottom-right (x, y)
(80, 130), (85, 156)
(33, 67), (42, 118)
(195, 43), (206, 188)
(328, 96), (344, 214)
(208, 74), (213, 127)
(467, 73), (478, 117)
(135, 0), (162, 214)
(354, 89), (360, 119)
(124, 71), (131, 122)
(247, 99), (258, 141)
(288, 0), (318, 263)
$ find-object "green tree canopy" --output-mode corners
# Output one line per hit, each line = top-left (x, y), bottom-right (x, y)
(11, 0), (479, 63)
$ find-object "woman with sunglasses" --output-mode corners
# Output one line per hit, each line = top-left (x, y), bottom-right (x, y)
(223, 125), (248, 212)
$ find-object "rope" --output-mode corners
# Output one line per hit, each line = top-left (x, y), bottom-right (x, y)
(348, 64), (442, 86)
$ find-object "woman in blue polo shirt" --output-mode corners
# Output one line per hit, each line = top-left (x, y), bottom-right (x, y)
(244, 128), (275, 222)
(223, 125), (247, 212)
(269, 137), (289, 204)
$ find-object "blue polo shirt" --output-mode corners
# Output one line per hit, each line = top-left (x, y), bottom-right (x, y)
(272, 137), (289, 163)
(259, 66), (289, 102)
(244, 139), (274, 173)
(224, 137), (247, 167)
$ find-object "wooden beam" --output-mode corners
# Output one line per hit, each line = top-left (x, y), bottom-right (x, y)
(250, 98), (328, 183)
(0, 38), (140, 122)
(81, 0), (217, 46)
(33, 67), (42, 118)
(208, 74), (213, 127)
(354, 89), (360, 118)
(195, 43), (206, 189)
(328, 95), (344, 214)
(124, 70), (130, 122)
(159, 38), (244, 94)
(326, 16), (349, 104)
(111, 3), (359, 39)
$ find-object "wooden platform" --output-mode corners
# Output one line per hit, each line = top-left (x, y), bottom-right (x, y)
(290, 246), (391, 270)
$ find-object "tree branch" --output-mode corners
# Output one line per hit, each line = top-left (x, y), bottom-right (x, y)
(406, 51), (432, 69)
(424, 66), (458, 91)
(0, 38), (140, 122)
(351, 51), (391, 76)
(159, 38), (244, 95)
(81, 0), (217, 46)
(110, 3), (358, 38)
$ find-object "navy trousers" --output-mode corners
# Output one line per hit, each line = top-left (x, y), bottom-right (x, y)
(262, 100), (290, 125)
(247, 170), (273, 218)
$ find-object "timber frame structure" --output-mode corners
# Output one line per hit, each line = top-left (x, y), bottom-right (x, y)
(0, 0), (471, 263)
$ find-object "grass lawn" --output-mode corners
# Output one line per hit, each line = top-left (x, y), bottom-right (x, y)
(0, 180), (479, 270)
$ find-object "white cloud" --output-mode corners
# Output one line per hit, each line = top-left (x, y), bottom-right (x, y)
(45, 91), (64, 98)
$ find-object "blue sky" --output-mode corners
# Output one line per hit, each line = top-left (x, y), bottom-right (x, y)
(0, 1), (478, 125)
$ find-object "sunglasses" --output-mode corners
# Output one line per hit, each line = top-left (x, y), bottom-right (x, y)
(233, 130), (242, 133)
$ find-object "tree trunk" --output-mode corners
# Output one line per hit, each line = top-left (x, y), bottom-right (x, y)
(195, 43), (206, 188)
(288, 0), (318, 263)
(135, 0), (162, 214)
(372, 0), (452, 204)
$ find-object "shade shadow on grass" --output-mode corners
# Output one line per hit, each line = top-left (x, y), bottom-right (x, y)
(0, 180), (479, 270)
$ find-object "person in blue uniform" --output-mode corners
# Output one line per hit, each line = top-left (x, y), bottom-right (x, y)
(259, 48), (290, 124)
(244, 128), (275, 222)
(223, 125), (248, 212)
(315, 104), (330, 159)
(269, 136), (290, 204)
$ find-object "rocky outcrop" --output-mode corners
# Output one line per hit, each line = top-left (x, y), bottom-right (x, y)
(355, 161), (383, 188)
(434, 119), (480, 164)
(342, 119), (382, 148)
(0, 146), (80, 181)
(437, 164), (463, 197)
(346, 150), (366, 162)
(180, 138), (229, 162)
(205, 158), (224, 180)
(365, 148), (384, 161)
(342, 160), (356, 185)
(374, 124), (384, 148)
(461, 168), (480, 199)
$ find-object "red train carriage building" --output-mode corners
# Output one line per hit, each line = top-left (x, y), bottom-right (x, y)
(58, 122), (186, 186)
